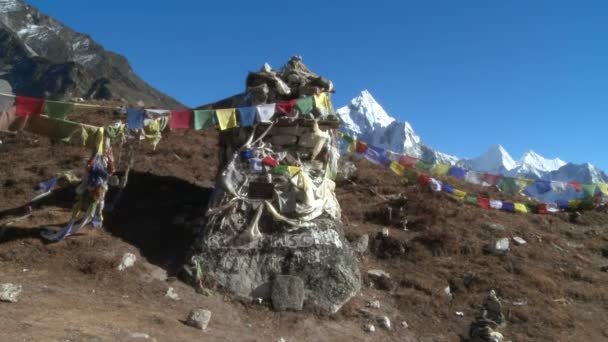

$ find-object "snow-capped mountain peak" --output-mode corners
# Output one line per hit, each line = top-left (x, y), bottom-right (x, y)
(337, 90), (395, 135)
(516, 150), (566, 176)
(463, 144), (517, 173)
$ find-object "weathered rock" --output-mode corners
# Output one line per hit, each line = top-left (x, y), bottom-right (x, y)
(489, 238), (510, 254)
(0, 283), (22, 303)
(336, 158), (357, 182)
(186, 309), (212, 330)
(367, 300), (380, 309)
(271, 275), (305, 312)
(364, 324), (376, 333)
(381, 227), (390, 237)
(165, 287), (180, 301)
(481, 290), (505, 326)
(379, 316), (391, 330)
(117, 253), (136, 271)
(352, 234), (369, 254)
(401, 320), (409, 329)
(512, 237), (527, 246)
(483, 223), (505, 231)
(367, 269), (390, 279)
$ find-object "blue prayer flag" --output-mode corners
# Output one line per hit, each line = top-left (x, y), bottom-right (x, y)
(238, 106), (257, 127)
(127, 108), (145, 130)
(364, 145), (392, 168)
(448, 167), (466, 179)
(535, 180), (552, 194)
(501, 202), (515, 212)
(441, 184), (454, 194)
(37, 177), (58, 193)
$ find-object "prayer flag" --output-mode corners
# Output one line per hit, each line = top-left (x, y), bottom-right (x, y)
(464, 170), (483, 185)
(390, 161), (406, 176)
(534, 180), (552, 194)
(256, 103), (276, 123)
(340, 133), (355, 144)
(288, 166), (301, 176)
(441, 184), (454, 194)
(568, 182), (581, 192)
(482, 173), (503, 186)
(598, 183), (608, 195)
(489, 199), (503, 209)
(193, 109), (217, 130)
(431, 164), (450, 176)
(44, 101), (73, 120)
(498, 177), (533, 195)
(145, 109), (171, 119)
(582, 184), (597, 197)
(169, 110), (192, 129)
(399, 155), (417, 168)
(418, 174), (431, 186)
(550, 181), (569, 192)
(477, 197), (490, 209)
(536, 204), (548, 215)
(430, 178), (442, 192)
(127, 108), (145, 130)
(37, 177), (59, 194)
(313, 92), (333, 116)
(355, 140), (368, 153)
(364, 145), (391, 168)
(276, 99), (296, 116)
(295, 97), (314, 115)
(448, 167), (466, 179)
(16, 96), (44, 117)
(466, 194), (478, 205)
(216, 108), (238, 130)
(556, 199), (569, 209)
(452, 189), (466, 200)
(237, 107), (256, 127)
(273, 165), (289, 175)
(501, 202), (515, 212)
(415, 160), (433, 172)
(514, 203), (528, 214)
(262, 156), (278, 168)
(249, 158), (263, 173)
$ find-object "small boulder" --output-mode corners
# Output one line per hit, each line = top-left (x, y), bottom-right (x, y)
(0, 283), (22, 303)
(367, 269), (390, 279)
(379, 316), (391, 330)
(117, 253), (137, 271)
(364, 324), (376, 333)
(512, 237), (527, 246)
(165, 287), (180, 301)
(367, 300), (380, 309)
(352, 234), (369, 254)
(401, 320), (409, 329)
(186, 308), (212, 330)
(488, 238), (510, 255)
(271, 275), (305, 312)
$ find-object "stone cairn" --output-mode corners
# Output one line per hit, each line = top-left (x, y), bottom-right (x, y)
(186, 57), (361, 313)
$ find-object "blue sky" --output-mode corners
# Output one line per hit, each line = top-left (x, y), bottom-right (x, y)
(28, 0), (608, 169)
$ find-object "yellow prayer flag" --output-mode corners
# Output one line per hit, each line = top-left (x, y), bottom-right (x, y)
(514, 202), (528, 214)
(390, 161), (406, 176)
(568, 199), (581, 209)
(347, 141), (356, 153)
(313, 93), (334, 115)
(216, 108), (238, 130)
(431, 163), (450, 176)
(288, 166), (301, 176)
(597, 183), (608, 195)
(452, 189), (466, 199)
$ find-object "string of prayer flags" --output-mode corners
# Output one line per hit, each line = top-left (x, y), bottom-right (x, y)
(16, 96), (45, 117)
(44, 101), (73, 120)
(256, 103), (276, 123)
(399, 155), (417, 169)
(237, 107), (256, 127)
(169, 109), (192, 129)
(295, 97), (314, 115)
(313, 92), (334, 116)
(276, 99), (296, 116)
(448, 166), (466, 179)
(127, 108), (145, 130)
(193, 109), (217, 130)
(216, 108), (238, 130)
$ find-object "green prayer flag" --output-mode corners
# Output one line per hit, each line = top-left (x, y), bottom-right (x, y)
(341, 133), (355, 144)
(295, 97), (314, 115)
(582, 184), (597, 197)
(44, 101), (73, 120)
(466, 195), (478, 205)
(273, 165), (289, 175)
(415, 160), (433, 172)
(193, 109), (216, 130)
(498, 177), (533, 195)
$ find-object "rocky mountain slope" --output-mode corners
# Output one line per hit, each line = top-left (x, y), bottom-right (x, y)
(0, 0), (181, 107)
(337, 90), (608, 183)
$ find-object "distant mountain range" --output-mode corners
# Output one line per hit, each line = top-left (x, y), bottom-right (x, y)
(336, 90), (608, 184)
(0, 0), (181, 107)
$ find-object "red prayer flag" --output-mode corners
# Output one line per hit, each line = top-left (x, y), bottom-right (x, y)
(355, 140), (368, 154)
(399, 155), (418, 169)
(536, 204), (548, 215)
(15, 96), (45, 117)
(477, 197), (490, 209)
(262, 156), (278, 168)
(568, 182), (581, 192)
(418, 174), (431, 186)
(482, 173), (503, 186)
(276, 100), (296, 116)
(169, 110), (192, 129)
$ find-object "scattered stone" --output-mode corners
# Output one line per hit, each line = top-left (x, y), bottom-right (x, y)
(444, 285), (453, 299)
(483, 223), (505, 231)
(165, 287), (180, 301)
(455, 311), (465, 317)
(367, 269), (390, 279)
(254, 297), (263, 305)
(186, 308), (212, 330)
(379, 316), (391, 330)
(364, 324), (376, 333)
(401, 320), (409, 329)
(489, 238), (510, 255)
(352, 234), (369, 254)
(117, 253), (137, 271)
(271, 275), (305, 312)
(512, 237), (527, 246)
(0, 283), (22, 303)
(512, 299), (527, 306)
(367, 300), (380, 309)
(381, 227), (390, 237)
(276, 338), (286, 342)
(128, 332), (150, 339)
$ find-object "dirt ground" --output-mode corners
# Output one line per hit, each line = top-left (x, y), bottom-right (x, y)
(1, 111), (607, 341)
